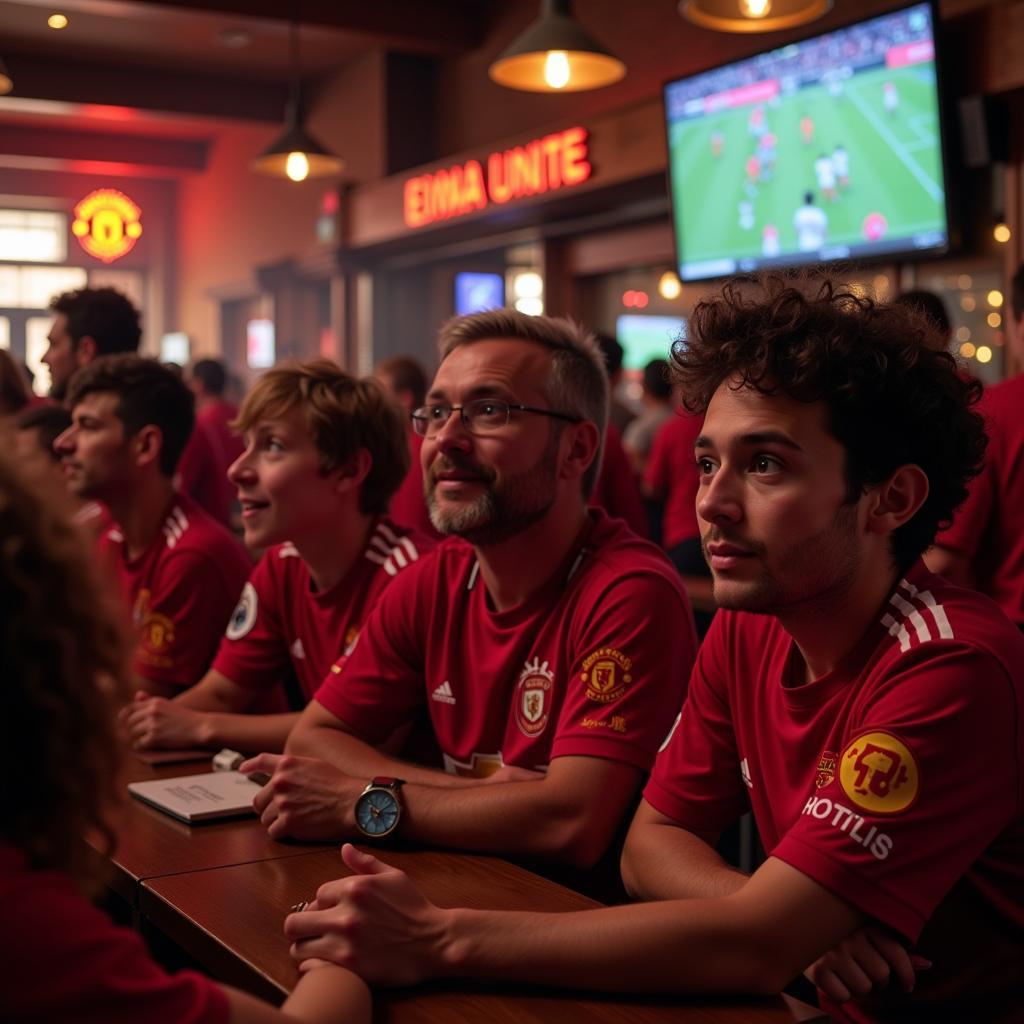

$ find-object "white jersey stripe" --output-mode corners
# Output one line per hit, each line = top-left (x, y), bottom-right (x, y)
(377, 521), (400, 545)
(889, 592), (932, 644)
(399, 536), (419, 561)
(881, 613), (912, 653)
(382, 559), (398, 577)
(467, 562), (480, 591)
(365, 550), (386, 565)
(391, 547), (408, 569)
(369, 535), (393, 556)
(899, 579), (954, 639)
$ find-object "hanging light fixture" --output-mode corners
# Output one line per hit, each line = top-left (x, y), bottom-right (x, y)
(489, 0), (625, 93)
(679, 0), (831, 33)
(0, 58), (13, 95)
(251, 20), (343, 182)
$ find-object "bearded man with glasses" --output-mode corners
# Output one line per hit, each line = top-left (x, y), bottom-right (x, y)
(244, 309), (696, 875)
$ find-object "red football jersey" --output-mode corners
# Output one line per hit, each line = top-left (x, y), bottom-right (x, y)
(315, 509), (696, 778)
(643, 411), (704, 550)
(97, 493), (251, 689)
(645, 561), (1024, 1020)
(212, 519), (429, 703)
(935, 374), (1024, 626)
(1, 844), (228, 1024)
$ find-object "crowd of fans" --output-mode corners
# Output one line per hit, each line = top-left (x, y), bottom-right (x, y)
(1, 270), (1021, 1023)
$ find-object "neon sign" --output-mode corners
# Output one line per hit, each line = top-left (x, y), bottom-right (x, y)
(72, 188), (143, 263)
(403, 126), (592, 229)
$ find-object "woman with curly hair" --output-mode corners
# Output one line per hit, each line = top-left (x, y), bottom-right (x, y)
(0, 441), (369, 1023)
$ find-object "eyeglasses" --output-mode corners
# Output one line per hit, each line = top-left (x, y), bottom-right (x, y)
(411, 399), (582, 438)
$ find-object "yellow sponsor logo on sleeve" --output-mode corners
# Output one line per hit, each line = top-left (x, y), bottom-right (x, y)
(839, 731), (919, 815)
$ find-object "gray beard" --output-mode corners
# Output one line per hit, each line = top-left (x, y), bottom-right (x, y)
(426, 443), (559, 547)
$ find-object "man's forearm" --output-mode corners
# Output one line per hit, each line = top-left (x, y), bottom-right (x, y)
(197, 711), (301, 753)
(621, 821), (748, 901)
(441, 897), (787, 995)
(286, 723), (481, 788)
(399, 773), (623, 867)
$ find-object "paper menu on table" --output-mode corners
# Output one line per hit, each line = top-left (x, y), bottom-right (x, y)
(128, 771), (260, 823)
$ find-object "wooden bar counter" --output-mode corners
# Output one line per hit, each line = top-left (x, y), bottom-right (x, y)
(141, 846), (794, 1023)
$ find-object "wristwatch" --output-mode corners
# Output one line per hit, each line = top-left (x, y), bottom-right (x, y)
(354, 776), (405, 838)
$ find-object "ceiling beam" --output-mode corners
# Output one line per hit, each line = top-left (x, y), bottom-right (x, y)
(118, 0), (484, 55)
(0, 124), (209, 171)
(3, 52), (287, 122)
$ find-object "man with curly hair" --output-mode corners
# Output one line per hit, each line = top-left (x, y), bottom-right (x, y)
(282, 278), (1024, 1023)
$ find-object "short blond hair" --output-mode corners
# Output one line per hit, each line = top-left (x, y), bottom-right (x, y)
(437, 309), (608, 496)
(235, 359), (409, 516)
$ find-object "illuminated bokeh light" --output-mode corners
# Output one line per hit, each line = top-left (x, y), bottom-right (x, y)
(658, 271), (682, 300)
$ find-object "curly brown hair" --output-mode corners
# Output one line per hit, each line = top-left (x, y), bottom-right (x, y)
(0, 437), (131, 892)
(671, 275), (987, 570)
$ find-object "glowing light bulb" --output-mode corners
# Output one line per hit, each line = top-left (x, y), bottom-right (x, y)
(659, 271), (682, 300)
(740, 0), (772, 17)
(48, 13), (68, 29)
(512, 271), (544, 300)
(994, 223), (1011, 244)
(544, 51), (571, 90)
(976, 345), (993, 364)
(988, 290), (1003, 308)
(286, 151), (310, 182)
(988, 312), (1001, 328)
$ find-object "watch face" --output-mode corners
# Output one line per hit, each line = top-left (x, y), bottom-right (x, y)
(355, 787), (400, 837)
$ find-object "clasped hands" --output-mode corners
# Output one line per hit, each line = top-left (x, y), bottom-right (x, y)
(284, 844), (452, 987)
(121, 690), (208, 749)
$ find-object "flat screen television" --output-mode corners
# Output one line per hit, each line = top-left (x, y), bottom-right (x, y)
(616, 314), (687, 372)
(663, 2), (949, 281)
(455, 272), (504, 315)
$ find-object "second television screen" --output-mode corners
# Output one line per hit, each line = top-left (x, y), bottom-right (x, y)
(664, 2), (948, 281)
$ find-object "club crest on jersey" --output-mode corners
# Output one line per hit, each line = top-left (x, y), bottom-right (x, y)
(515, 657), (554, 737)
(839, 731), (919, 815)
(580, 646), (632, 703)
(226, 582), (258, 640)
(141, 610), (176, 656)
(815, 749), (838, 789)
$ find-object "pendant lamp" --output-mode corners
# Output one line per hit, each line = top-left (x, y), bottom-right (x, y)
(679, 0), (832, 33)
(489, 0), (625, 93)
(251, 21), (343, 182)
